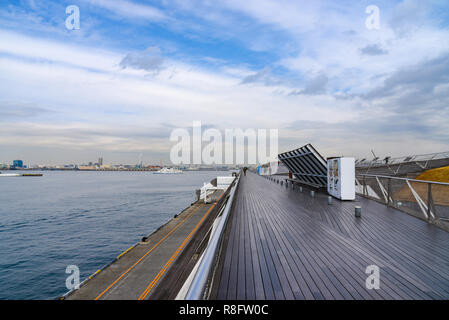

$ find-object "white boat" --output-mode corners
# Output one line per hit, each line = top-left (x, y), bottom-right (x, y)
(0, 173), (21, 177)
(153, 167), (183, 174)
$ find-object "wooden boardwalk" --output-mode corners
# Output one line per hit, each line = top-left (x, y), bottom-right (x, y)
(211, 173), (449, 300)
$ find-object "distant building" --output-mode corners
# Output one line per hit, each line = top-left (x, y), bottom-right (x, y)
(78, 165), (96, 171)
(98, 157), (103, 166)
(13, 160), (23, 168)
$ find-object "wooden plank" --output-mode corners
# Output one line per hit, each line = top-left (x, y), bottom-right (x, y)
(226, 190), (242, 300)
(269, 194), (433, 299)
(251, 192), (316, 300)
(253, 198), (304, 299)
(246, 193), (266, 300)
(253, 203), (285, 300)
(284, 184), (449, 287)
(215, 194), (237, 299)
(247, 199), (276, 300)
(243, 196), (256, 300)
(210, 173), (449, 300)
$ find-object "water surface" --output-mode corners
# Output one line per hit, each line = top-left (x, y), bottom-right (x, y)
(0, 170), (222, 299)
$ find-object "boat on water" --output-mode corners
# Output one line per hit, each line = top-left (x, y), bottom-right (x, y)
(0, 172), (43, 177)
(153, 167), (183, 174)
(0, 173), (21, 177)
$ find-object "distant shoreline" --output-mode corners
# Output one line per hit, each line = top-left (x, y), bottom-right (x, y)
(1, 168), (232, 172)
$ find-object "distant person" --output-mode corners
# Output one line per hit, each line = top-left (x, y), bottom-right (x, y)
(243, 167), (248, 176)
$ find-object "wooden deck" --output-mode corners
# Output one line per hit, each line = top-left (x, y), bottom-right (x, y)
(210, 172), (449, 300)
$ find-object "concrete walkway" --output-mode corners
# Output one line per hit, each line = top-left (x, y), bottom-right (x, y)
(67, 197), (221, 300)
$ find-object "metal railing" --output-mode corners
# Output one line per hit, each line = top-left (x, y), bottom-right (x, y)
(183, 174), (240, 300)
(356, 151), (449, 168)
(356, 174), (449, 231)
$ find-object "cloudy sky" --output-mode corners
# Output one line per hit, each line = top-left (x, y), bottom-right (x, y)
(1, 0), (449, 165)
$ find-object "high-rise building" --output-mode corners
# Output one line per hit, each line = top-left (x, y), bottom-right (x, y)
(13, 160), (23, 168)
(98, 157), (103, 166)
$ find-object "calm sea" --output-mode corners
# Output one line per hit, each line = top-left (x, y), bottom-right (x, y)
(0, 170), (222, 300)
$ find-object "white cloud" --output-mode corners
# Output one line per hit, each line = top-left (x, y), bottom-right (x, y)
(1, 1), (449, 164)
(0, 30), (120, 72)
(0, 30), (360, 163)
(89, 0), (167, 21)
(220, 0), (322, 33)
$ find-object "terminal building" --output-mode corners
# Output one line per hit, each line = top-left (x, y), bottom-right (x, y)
(12, 160), (24, 169)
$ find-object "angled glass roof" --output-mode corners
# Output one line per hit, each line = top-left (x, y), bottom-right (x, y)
(278, 144), (328, 188)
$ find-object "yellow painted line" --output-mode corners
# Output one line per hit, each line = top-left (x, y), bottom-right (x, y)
(89, 269), (102, 279)
(138, 193), (224, 300)
(117, 246), (134, 259)
(94, 204), (201, 300)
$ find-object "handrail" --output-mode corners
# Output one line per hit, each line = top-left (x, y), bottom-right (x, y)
(357, 173), (449, 186)
(356, 173), (449, 228)
(356, 150), (449, 168)
(184, 174), (240, 300)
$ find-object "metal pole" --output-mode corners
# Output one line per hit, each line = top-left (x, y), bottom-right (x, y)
(387, 178), (391, 207)
(427, 183), (434, 221)
(355, 206), (362, 217)
(363, 175), (367, 196)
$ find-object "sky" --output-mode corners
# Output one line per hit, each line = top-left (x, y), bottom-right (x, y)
(1, 0), (449, 165)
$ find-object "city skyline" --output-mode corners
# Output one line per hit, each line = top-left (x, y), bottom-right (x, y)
(1, 0), (449, 164)
(0, 156), (242, 168)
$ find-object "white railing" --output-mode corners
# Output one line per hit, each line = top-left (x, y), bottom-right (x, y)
(181, 174), (240, 300)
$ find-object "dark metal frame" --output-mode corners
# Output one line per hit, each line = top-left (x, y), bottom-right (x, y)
(278, 144), (328, 188)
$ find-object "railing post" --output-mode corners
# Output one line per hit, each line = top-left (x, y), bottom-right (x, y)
(387, 178), (392, 206)
(363, 175), (367, 196)
(427, 183), (434, 221)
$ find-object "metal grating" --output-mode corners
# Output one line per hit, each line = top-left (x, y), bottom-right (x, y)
(278, 144), (328, 188)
